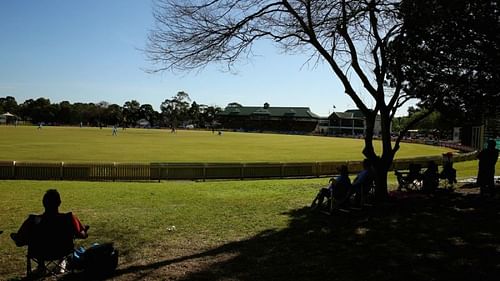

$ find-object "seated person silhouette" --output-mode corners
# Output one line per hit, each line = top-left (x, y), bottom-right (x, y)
(11, 189), (89, 274)
(349, 159), (374, 205)
(311, 165), (351, 209)
(422, 161), (439, 193)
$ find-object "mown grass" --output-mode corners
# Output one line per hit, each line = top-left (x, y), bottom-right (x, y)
(0, 126), (452, 162)
(1, 159), (498, 280)
(0, 179), (318, 280)
(0, 126), (492, 280)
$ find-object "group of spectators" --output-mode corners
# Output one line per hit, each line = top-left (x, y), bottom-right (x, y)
(311, 158), (374, 209)
(312, 139), (499, 210)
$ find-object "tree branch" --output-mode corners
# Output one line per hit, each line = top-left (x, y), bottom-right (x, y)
(392, 108), (435, 154)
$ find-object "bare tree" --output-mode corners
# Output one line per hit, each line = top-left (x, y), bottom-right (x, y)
(146, 0), (429, 200)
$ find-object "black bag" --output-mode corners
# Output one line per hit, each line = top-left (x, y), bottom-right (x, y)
(77, 242), (119, 277)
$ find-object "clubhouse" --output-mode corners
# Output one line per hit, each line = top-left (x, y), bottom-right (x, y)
(216, 103), (320, 133)
(216, 103), (382, 136)
(317, 109), (382, 136)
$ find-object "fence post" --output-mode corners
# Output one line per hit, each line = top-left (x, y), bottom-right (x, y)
(280, 163), (284, 179)
(60, 162), (64, 180)
(12, 161), (16, 179)
(159, 165), (162, 182)
(240, 163), (245, 180)
(113, 162), (116, 182)
(203, 163), (207, 182)
(157, 165), (161, 183)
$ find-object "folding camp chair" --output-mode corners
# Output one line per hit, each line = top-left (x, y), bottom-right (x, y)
(359, 180), (376, 207)
(440, 152), (457, 190)
(395, 163), (423, 191)
(22, 213), (76, 278)
(311, 179), (352, 214)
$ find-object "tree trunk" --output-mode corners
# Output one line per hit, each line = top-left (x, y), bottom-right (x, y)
(363, 110), (394, 202)
(373, 155), (391, 202)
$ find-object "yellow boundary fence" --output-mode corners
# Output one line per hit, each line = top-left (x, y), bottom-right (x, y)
(0, 152), (477, 181)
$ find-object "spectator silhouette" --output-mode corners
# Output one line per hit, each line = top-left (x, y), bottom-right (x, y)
(347, 159), (374, 206)
(11, 189), (89, 247)
(311, 165), (351, 209)
(477, 140), (499, 196)
(352, 159), (373, 190)
(422, 161), (439, 193)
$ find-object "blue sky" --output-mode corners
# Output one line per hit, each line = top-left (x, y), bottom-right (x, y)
(1, 0), (377, 117)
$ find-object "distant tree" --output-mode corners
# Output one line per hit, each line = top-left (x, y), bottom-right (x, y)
(139, 104), (160, 126)
(96, 101), (109, 126)
(160, 91), (191, 128)
(55, 101), (74, 124)
(86, 103), (100, 126)
(105, 104), (123, 126)
(0, 96), (19, 114)
(202, 105), (222, 128)
(72, 103), (87, 125)
(18, 99), (34, 121)
(20, 98), (54, 124)
(72, 102), (99, 126)
(122, 100), (141, 127)
(188, 101), (201, 127)
(395, 110), (457, 139)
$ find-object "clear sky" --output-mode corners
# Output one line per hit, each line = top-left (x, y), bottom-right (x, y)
(0, 0), (384, 117)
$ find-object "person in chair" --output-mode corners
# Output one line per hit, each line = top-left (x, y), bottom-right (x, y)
(348, 159), (374, 205)
(11, 189), (89, 247)
(11, 189), (89, 275)
(311, 165), (351, 209)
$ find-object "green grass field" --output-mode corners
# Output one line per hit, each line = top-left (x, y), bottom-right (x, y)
(0, 179), (315, 280)
(1, 126), (496, 280)
(0, 160), (498, 280)
(0, 126), (453, 162)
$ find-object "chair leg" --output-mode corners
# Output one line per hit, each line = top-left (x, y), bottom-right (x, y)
(27, 255), (32, 276)
(328, 195), (334, 213)
(360, 185), (365, 208)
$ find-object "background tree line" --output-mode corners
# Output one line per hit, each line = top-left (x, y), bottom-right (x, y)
(0, 92), (222, 128)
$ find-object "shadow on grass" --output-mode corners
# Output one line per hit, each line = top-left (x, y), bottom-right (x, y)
(64, 191), (500, 280)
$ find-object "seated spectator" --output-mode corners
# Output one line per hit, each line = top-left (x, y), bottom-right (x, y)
(11, 189), (89, 247)
(352, 159), (373, 190)
(422, 161), (439, 193)
(311, 165), (351, 209)
(349, 159), (374, 204)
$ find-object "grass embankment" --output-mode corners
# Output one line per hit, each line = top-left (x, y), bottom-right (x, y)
(0, 126), (451, 162)
(1, 160), (498, 280)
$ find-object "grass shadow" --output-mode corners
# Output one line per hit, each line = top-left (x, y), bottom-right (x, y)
(106, 191), (500, 281)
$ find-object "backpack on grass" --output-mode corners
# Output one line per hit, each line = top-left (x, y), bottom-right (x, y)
(71, 242), (119, 277)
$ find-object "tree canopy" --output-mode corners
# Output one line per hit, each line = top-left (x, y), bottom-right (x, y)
(393, 0), (500, 120)
(0, 95), (221, 129)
